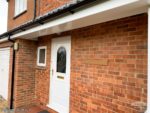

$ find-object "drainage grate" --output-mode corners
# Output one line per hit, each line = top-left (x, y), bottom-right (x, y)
(38, 110), (50, 113)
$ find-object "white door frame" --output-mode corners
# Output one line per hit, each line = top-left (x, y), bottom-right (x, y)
(47, 36), (71, 113)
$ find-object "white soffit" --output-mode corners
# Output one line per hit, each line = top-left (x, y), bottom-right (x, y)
(8, 0), (149, 40)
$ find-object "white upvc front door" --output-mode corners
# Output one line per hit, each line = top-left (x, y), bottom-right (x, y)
(48, 36), (71, 113)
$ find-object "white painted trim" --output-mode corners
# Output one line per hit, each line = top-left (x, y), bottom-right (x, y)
(145, 7), (150, 113)
(0, 37), (8, 43)
(48, 36), (71, 113)
(37, 46), (47, 67)
(0, 0), (146, 41)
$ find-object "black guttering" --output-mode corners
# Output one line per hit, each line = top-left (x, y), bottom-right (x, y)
(0, 0), (97, 39)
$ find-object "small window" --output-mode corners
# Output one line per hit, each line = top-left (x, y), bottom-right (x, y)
(37, 46), (47, 67)
(57, 47), (66, 73)
(15, 0), (27, 16)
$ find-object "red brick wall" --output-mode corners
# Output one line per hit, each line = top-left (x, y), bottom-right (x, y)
(70, 14), (147, 113)
(7, 0), (72, 30)
(35, 37), (51, 106)
(8, 0), (34, 30)
(36, 0), (72, 16)
(5, 0), (148, 112)
(14, 39), (37, 108)
(34, 13), (147, 113)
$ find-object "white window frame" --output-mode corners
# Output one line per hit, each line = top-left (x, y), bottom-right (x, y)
(15, 0), (27, 16)
(37, 46), (47, 67)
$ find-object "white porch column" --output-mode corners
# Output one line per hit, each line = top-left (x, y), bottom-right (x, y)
(146, 7), (150, 113)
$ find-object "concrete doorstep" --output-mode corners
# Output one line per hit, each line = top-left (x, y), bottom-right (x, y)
(0, 96), (50, 113)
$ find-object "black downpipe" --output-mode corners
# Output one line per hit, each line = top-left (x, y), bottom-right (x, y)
(8, 35), (15, 109)
(8, 0), (36, 109)
(34, 0), (37, 19)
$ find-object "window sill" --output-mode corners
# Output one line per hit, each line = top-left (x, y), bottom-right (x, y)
(13, 10), (27, 19)
(35, 66), (47, 70)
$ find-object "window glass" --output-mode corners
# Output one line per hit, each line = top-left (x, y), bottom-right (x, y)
(39, 49), (46, 64)
(37, 47), (46, 66)
(15, 0), (27, 16)
(57, 47), (66, 73)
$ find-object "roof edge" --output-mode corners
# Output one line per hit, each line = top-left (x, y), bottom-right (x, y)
(0, 0), (97, 39)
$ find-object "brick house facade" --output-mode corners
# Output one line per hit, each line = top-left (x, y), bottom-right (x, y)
(0, 0), (149, 113)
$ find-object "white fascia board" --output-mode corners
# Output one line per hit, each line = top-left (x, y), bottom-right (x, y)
(3, 0), (148, 40)
(0, 37), (8, 43)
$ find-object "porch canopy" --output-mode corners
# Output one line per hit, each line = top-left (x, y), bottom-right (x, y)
(0, 0), (148, 41)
